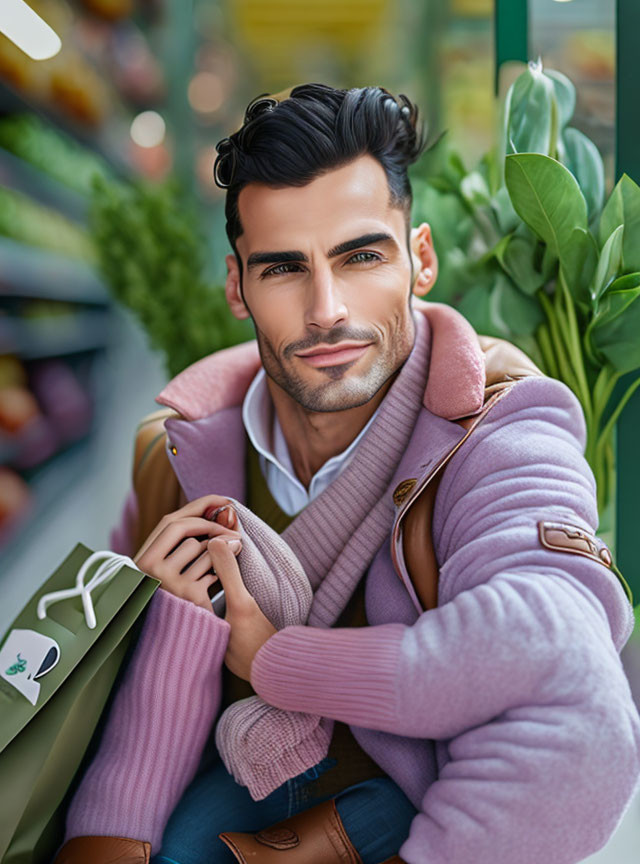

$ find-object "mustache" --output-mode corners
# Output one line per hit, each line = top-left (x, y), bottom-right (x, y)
(285, 326), (378, 359)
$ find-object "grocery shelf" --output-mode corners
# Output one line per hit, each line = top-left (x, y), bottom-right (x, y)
(0, 82), (131, 179)
(0, 147), (88, 222)
(0, 434), (93, 573)
(0, 237), (108, 304)
(0, 310), (113, 359)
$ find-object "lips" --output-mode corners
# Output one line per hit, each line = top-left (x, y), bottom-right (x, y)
(296, 343), (372, 368)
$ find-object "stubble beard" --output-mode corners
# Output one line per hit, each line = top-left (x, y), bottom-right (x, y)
(253, 309), (416, 413)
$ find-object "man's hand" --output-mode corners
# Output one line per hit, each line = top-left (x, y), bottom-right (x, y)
(133, 494), (241, 613)
(207, 535), (277, 680)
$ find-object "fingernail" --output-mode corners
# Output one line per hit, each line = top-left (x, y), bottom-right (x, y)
(205, 504), (235, 527)
(225, 538), (242, 555)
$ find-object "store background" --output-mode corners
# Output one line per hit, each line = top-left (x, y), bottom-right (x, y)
(0, 1), (638, 861)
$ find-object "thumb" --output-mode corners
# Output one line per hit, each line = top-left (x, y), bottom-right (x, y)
(207, 537), (249, 611)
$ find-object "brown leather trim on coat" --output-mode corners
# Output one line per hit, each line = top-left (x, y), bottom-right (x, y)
(131, 408), (182, 556)
(52, 836), (151, 864)
(398, 334), (546, 612)
(538, 521), (613, 569)
(219, 798), (362, 864)
(478, 333), (544, 388)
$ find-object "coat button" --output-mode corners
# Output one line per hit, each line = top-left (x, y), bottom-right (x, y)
(168, 442), (178, 455)
(393, 478), (417, 506)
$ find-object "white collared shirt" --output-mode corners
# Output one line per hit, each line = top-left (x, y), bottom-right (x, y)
(241, 367), (380, 516)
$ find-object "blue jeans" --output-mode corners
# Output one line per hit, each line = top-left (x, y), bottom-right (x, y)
(150, 751), (417, 864)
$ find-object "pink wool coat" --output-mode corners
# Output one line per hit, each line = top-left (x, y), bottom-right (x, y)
(63, 302), (640, 864)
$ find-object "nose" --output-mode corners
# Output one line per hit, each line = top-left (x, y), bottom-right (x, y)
(305, 264), (348, 330)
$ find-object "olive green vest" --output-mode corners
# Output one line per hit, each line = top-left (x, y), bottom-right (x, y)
(220, 432), (386, 796)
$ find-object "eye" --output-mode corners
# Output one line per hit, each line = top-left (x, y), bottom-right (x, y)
(348, 251), (382, 264)
(261, 262), (304, 278)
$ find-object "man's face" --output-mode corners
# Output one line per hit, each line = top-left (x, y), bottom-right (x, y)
(230, 154), (417, 413)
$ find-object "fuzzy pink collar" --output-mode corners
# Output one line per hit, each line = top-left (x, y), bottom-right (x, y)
(155, 299), (485, 422)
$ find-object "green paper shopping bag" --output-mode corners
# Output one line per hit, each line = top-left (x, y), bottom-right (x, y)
(0, 542), (160, 864)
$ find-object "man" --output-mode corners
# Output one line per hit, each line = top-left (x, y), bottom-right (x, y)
(55, 84), (639, 864)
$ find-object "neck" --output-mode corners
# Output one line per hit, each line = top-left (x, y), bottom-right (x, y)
(266, 371), (400, 489)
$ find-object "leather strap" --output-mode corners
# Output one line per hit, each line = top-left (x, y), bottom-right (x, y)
(52, 835), (151, 864)
(219, 798), (362, 863)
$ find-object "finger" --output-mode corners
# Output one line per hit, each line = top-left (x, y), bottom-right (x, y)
(182, 548), (220, 582)
(164, 537), (208, 572)
(154, 519), (240, 559)
(180, 494), (234, 520)
(207, 537), (249, 611)
(135, 495), (235, 558)
(204, 504), (238, 531)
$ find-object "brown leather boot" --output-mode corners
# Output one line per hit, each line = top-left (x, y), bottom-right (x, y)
(52, 835), (151, 863)
(219, 797), (363, 863)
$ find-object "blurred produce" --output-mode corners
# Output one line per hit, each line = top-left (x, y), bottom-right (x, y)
(29, 358), (93, 443)
(0, 467), (32, 543)
(0, 354), (27, 389)
(0, 185), (94, 259)
(0, 349), (95, 471)
(0, 385), (39, 434)
(80, 0), (134, 21)
(0, 0), (112, 128)
(0, 113), (112, 194)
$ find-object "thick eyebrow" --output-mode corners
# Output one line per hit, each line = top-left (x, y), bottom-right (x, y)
(246, 232), (397, 271)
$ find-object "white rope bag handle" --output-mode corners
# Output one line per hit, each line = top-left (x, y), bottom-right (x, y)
(36, 551), (142, 630)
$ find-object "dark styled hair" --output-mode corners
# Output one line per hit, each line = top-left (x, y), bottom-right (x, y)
(213, 83), (429, 269)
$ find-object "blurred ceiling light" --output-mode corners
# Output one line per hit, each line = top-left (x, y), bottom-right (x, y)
(552, 0), (574, 3)
(130, 110), (166, 148)
(0, 0), (62, 60)
(188, 72), (224, 114)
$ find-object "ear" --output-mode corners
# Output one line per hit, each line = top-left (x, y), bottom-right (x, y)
(225, 253), (251, 320)
(409, 222), (438, 297)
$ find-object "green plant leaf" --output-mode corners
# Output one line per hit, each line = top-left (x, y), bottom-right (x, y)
(458, 271), (544, 339)
(506, 61), (557, 157)
(495, 68), (515, 190)
(589, 224), (624, 305)
(456, 265), (506, 335)
(447, 150), (467, 181)
(490, 186), (520, 234)
(541, 244), (558, 282)
(495, 233), (546, 296)
(588, 273), (640, 373)
(545, 69), (576, 130)
(505, 153), (588, 272)
(599, 174), (640, 273)
(489, 273), (545, 335)
(460, 170), (491, 208)
(561, 227), (599, 307)
(562, 127), (605, 223)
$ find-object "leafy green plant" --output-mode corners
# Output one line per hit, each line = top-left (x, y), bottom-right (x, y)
(89, 175), (253, 378)
(413, 59), (640, 524)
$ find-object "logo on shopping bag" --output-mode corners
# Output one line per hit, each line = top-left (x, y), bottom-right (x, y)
(0, 629), (61, 705)
(5, 653), (28, 675)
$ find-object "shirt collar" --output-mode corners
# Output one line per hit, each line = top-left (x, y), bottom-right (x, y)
(242, 366), (380, 493)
